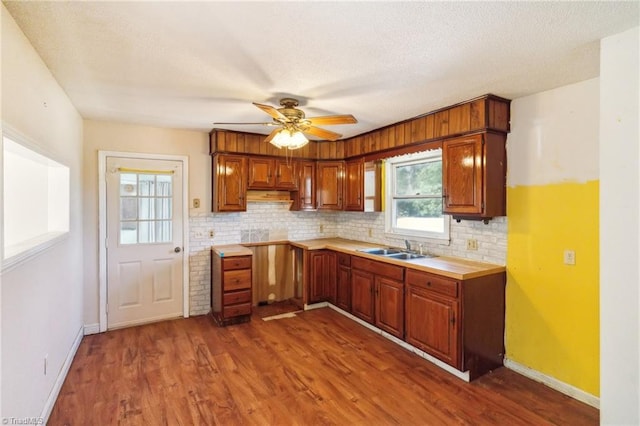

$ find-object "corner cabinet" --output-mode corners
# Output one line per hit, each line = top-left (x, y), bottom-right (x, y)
(442, 133), (506, 222)
(212, 154), (246, 212)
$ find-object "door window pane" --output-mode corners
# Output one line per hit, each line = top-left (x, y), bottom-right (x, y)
(119, 172), (173, 244)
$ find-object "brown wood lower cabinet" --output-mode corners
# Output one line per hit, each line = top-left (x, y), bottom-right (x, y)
(303, 249), (505, 380)
(351, 268), (375, 323)
(351, 256), (405, 339)
(336, 253), (351, 312)
(405, 281), (460, 367)
(308, 250), (337, 304)
(211, 251), (252, 326)
(375, 276), (405, 338)
(405, 268), (505, 379)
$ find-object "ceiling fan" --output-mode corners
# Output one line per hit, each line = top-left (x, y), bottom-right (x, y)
(214, 98), (357, 148)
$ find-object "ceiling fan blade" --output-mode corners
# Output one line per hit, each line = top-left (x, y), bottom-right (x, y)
(264, 128), (281, 143)
(213, 122), (278, 126)
(303, 126), (342, 141)
(253, 102), (287, 120)
(306, 114), (358, 126)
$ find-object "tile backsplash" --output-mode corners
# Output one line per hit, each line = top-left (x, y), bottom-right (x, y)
(188, 202), (506, 315)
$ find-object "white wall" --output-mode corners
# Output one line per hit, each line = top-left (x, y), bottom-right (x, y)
(1, 4), (84, 421)
(82, 120), (209, 326)
(600, 26), (640, 425)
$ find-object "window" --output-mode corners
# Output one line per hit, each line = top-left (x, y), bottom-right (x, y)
(119, 172), (173, 244)
(385, 149), (450, 240)
(2, 133), (70, 268)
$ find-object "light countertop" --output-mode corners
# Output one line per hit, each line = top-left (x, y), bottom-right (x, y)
(212, 238), (505, 280)
(289, 238), (505, 280)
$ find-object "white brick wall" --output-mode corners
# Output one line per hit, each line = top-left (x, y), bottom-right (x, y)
(188, 202), (506, 315)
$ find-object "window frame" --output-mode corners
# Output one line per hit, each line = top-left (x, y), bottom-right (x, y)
(384, 149), (450, 241)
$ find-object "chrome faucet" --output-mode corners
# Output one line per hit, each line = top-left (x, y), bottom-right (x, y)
(404, 239), (411, 251)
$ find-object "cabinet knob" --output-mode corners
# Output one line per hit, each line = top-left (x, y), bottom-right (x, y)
(427, 281), (431, 286)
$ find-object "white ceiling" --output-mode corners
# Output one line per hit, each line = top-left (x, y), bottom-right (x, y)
(3, 1), (639, 139)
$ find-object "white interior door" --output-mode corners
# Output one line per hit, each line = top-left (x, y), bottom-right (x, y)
(106, 156), (184, 329)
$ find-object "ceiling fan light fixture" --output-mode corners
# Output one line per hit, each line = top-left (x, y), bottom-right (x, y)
(269, 128), (309, 150)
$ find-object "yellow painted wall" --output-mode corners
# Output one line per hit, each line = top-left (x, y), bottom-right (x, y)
(506, 180), (599, 395)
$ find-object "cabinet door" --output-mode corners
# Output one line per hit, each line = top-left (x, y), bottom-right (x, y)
(405, 285), (460, 367)
(323, 251), (337, 304)
(296, 161), (316, 210)
(309, 251), (326, 303)
(248, 157), (274, 189)
(213, 154), (246, 212)
(275, 159), (298, 190)
(317, 161), (344, 210)
(351, 269), (374, 324)
(336, 264), (351, 312)
(375, 277), (404, 338)
(344, 159), (364, 211)
(308, 250), (336, 304)
(442, 134), (483, 215)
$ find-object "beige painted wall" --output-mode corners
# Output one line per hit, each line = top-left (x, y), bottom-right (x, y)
(82, 120), (209, 325)
(1, 4), (84, 419)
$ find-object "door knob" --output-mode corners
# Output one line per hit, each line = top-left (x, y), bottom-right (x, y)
(174, 247), (182, 253)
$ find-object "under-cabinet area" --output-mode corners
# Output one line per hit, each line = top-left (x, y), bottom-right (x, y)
(211, 237), (505, 381)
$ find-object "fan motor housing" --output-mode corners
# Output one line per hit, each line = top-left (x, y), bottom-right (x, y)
(278, 98), (305, 121)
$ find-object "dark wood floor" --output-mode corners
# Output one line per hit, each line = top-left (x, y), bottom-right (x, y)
(49, 306), (598, 425)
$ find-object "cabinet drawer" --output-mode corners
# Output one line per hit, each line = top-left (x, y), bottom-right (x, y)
(223, 290), (251, 305)
(223, 303), (251, 318)
(222, 256), (252, 271)
(223, 269), (251, 291)
(352, 256), (404, 281)
(406, 269), (458, 298)
(337, 252), (351, 267)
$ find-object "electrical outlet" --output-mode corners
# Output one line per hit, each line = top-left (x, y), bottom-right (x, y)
(564, 250), (576, 265)
(466, 239), (478, 250)
(193, 198), (201, 208)
(368, 228), (373, 237)
(194, 231), (205, 238)
(209, 229), (215, 238)
(320, 224), (324, 233)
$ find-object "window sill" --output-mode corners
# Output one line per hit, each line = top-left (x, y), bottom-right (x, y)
(2, 232), (68, 274)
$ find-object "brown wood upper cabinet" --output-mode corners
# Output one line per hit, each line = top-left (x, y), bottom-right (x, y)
(294, 160), (316, 211)
(212, 154), (246, 212)
(442, 133), (506, 222)
(344, 159), (382, 212)
(317, 161), (344, 210)
(248, 157), (298, 190)
(344, 159), (364, 211)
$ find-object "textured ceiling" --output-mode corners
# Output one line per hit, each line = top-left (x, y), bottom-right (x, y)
(3, 1), (639, 139)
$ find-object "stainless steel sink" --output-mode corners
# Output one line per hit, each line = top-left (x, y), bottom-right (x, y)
(384, 252), (427, 260)
(357, 247), (403, 255)
(357, 247), (435, 260)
